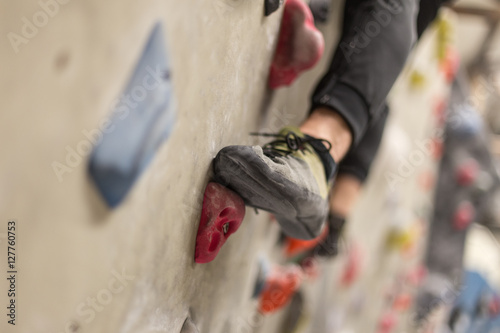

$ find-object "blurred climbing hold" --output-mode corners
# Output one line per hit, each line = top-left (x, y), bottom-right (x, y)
(440, 47), (460, 83)
(452, 200), (475, 230)
(435, 15), (453, 64)
(489, 295), (500, 317)
(418, 170), (435, 192)
(194, 183), (246, 264)
(377, 311), (397, 333)
(88, 22), (176, 207)
(385, 223), (420, 254)
(300, 256), (320, 280)
(259, 265), (303, 314)
(341, 243), (362, 287)
(392, 292), (413, 312)
(409, 70), (427, 90)
(455, 158), (479, 186)
(433, 97), (447, 127)
(269, 0), (324, 89)
(405, 265), (427, 287)
(431, 137), (444, 160)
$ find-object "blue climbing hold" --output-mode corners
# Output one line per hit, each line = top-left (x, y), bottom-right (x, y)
(89, 22), (175, 207)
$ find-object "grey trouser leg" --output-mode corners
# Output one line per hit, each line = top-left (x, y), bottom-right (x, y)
(311, 0), (419, 144)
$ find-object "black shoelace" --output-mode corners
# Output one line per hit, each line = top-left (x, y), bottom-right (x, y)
(250, 132), (332, 158)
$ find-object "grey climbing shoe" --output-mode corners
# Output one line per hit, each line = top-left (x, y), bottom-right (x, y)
(213, 127), (336, 239)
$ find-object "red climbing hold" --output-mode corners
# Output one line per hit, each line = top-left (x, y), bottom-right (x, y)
(431, 138), (443, 160)
(392, 293), (412, 312)
(405, 265), (427, 287)
(418, 171), (435, 192)
(300, 256), (321, 280)
(440, 47), (460, 83)
(194, 182), (246, 264)
(341, 243), (362, 287)
(259, 265), (303, 314)
(269, 0), (324, 89)
(456, 159), (479, 186)
(377, 312), (397, 333)
(434, 98), (447, 126)
(489, 296), (500, 317)
(453, 201), (475, 231)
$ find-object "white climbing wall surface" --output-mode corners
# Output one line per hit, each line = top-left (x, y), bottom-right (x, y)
(0, 0), (454, 332)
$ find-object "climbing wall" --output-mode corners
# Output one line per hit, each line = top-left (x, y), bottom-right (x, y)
(0, 0), (456, 332)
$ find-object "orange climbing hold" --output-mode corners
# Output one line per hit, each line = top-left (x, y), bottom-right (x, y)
(259, 265), (303, 314)
(284, 226), (328, 257)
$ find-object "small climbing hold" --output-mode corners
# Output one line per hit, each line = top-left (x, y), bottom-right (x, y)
(385, 224), (419, 254)
(405, 265), (427, 287)
(455, 159), (479, 186)
(300, 256), (320, 280)
(259, 265), (303, 314)
(452, 201), (475, 230)
(431, 138), (443, 160)
(264, 0), (283, 16)
(409, 70), (427, 90)
(392, 293), (412, 312)
(489, 295), (500, 317)
(377, 312), (397, 333)
(194, 183), (246, 264)
(435, 16), (453, 63)
(269, 0), (324, 89)
(180, 317), (199, 333)
(341, 244), (362, 287)
(418, 171), (435, 191)
(433, 98), (447, 126)
(440, 47), (460, 83)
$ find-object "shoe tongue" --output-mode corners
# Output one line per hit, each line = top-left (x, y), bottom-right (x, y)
(278, 126), (305, 138)
(277, 127), (336, 181)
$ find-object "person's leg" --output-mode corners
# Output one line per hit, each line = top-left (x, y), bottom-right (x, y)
(329, 173), (362, 216)
(313, 175), (361, 256)
(213, 0), (444, 240)
(309, 0), (418, 157)
(303, 0), (450, 163)
(300, 108), (352, 162)
(315, 105), (388, 257)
